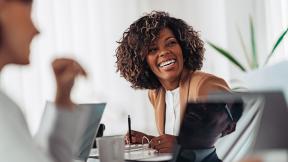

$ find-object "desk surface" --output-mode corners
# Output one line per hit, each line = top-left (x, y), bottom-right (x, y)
(89, 147), (172, 162)
(88, 158), (170, 162)
(87, 159), (99, 162)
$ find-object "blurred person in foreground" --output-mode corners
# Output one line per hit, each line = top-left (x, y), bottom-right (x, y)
(116, 11), (230, 152)
(0, 0), (87, 162)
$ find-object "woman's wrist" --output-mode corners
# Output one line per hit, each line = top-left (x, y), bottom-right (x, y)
(147, 135), (155, 141)
(55, 92), (74, 109)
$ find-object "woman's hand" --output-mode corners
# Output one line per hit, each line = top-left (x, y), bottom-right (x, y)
(125, 130), (154, 144)
(52, 58), (87, 109)
(150, 134), (176, 153)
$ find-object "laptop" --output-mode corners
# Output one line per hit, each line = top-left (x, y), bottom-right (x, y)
(171, 91), (288, 162)
(35, 102), (106, 162)
(248, 91), (288, 150)
(170, 95), (245, 162)
(73, 103), (106, 161)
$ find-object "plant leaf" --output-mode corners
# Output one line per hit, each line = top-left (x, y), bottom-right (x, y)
(237, 25), (253, 69)
(264, 27), (288, 65)
(207, 42), (247, 72)
(250, 17), (258, 69)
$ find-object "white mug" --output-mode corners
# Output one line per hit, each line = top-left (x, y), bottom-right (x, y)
(96, 135), (124, 162)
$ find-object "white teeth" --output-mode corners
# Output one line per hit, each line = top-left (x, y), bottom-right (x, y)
(159, 59), (176, 67)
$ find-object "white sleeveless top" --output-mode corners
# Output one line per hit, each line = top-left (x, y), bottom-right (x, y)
(165, 87), (181, 135)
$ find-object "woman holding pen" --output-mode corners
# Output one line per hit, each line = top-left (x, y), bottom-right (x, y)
(116, 11), (230, 153)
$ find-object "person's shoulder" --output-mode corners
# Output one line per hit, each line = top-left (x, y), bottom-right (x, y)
(0, 90), (25, 118)
(189, 70), (230, 97)
(190, 71), (228, 86)
(190, 70), (219, 79)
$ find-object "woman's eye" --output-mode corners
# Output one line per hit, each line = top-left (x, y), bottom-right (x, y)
(148, 47), (157, 53)
(167, 39), (177, 46)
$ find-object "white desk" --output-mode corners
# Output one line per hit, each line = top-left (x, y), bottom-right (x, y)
(89, 147), (172, 162)
(87, 159), (100, 162)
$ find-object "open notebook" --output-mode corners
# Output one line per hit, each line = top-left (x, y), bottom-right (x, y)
(124, 144), (172, 161)
(89, 142), (172, 161)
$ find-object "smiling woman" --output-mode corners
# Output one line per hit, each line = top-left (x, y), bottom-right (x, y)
(116, 11), (231, 153)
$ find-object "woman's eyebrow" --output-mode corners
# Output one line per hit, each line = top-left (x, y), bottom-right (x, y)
(165, 36), (176, 40)
(165, 37), (177, 43)
(149, 36), (176, 47)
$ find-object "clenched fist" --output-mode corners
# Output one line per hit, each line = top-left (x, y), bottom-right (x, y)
(52, 58), (87, 109)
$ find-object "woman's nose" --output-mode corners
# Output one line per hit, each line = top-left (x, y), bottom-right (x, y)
(35, 29), (40, 36)
(159, 50), (169, 57)
(33, 26), (40, 36)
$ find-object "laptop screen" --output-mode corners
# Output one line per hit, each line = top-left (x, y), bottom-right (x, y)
(73, 103), (106, 161)
(34, 102), (106, 162)
(172, 91), (288, 162)
(171, 96), (244, 162)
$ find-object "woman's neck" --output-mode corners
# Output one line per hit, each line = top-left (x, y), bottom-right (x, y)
(159, 76), (180, 91)
(160, 68), (189, 91)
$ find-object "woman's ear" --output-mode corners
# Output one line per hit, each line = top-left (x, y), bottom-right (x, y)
(221, 122), (236, 137)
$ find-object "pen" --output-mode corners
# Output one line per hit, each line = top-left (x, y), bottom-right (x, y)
(128, 115), (132, 144)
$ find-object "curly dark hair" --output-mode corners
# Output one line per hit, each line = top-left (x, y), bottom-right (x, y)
(116, 11), (205, 89)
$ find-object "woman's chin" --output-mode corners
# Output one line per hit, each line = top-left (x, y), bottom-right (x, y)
(162, 72), (181, 82)
(22, 61), (30, 65)
(17, 59), (30, 65)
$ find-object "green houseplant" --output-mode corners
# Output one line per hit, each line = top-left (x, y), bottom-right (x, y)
(208, 17), (288, 72)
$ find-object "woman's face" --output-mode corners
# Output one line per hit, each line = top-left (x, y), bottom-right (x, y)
(0, 1), (38, 65)
(146, 27), (184, 90)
